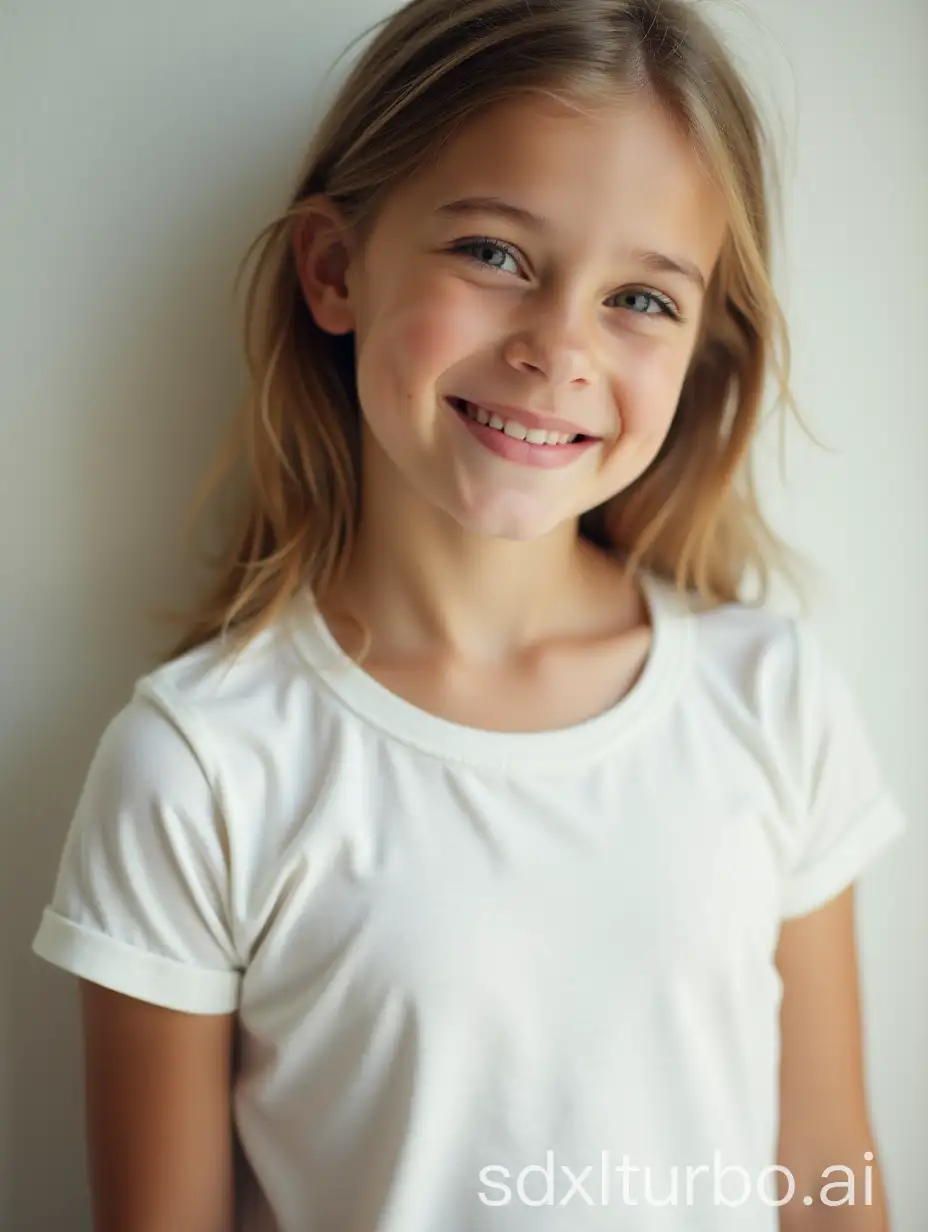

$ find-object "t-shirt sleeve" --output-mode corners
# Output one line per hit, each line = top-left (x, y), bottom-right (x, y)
(32, 693), (242, 1014)
(779, 619), (907, 920)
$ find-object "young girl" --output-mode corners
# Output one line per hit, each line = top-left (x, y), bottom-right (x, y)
(32, 0), (906, 1228)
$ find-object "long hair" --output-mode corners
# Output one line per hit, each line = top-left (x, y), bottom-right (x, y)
(169, 0), (812, 659)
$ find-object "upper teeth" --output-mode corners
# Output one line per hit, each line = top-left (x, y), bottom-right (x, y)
(459, 401), (577, 445)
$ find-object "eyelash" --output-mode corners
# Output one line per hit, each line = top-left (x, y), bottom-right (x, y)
(449, 236), (684, 322)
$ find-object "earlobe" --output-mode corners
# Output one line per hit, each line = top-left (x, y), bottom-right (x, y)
(292, 200), (357, 337)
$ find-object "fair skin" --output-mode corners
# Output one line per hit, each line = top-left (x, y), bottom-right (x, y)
(308, 92), (724, 687)
(776, 888), (889, 1227)
(80, 94), (888, 1229)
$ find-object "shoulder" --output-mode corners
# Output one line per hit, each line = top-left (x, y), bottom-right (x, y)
(132, 595), (327, 766)
(68, 595), (347, 885)
(661, 580), (836, 746)
(140, 604), (308, 714)
(681, 585), (796, 664)
(652, 575), (802, 694)
(74, 595), (347, 841)
(669, 583), (887, 793)
(77, 610), (311, 820)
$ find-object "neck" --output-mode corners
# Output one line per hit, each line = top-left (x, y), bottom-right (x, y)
(324, 431), (637, 667)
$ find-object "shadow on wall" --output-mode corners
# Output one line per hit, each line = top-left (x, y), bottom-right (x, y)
(1, 174), (264, 1230)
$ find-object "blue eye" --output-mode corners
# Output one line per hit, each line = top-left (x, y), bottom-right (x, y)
(451, 237), (522, 275)
(449, 237), (682, 321)
(609, 289), (681, 320)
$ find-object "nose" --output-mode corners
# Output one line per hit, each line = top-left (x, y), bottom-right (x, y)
(502, 297), (596, 388)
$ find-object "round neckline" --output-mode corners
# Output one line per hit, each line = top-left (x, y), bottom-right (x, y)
(288, 568), (692, 770)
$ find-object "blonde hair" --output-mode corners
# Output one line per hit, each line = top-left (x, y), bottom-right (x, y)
(170, 0), (811, 659)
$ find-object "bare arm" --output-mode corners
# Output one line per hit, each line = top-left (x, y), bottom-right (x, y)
(776, 887), (889, 1230)
(80, 979), (236, 1232)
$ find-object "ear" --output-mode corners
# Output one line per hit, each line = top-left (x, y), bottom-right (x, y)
(292, 196), (358, 336)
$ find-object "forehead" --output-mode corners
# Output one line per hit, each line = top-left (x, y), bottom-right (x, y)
(385, 92), (728, 273)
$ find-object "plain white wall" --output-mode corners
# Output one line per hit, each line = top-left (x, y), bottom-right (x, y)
(3, 0), (925, 1226)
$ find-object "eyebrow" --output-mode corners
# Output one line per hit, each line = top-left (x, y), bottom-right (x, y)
(434, 195), (708, 294)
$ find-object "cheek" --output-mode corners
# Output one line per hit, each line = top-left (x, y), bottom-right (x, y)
(354, 277), (491, 453)
(616, 339), (693, 437)
(361, 274), (492, 391)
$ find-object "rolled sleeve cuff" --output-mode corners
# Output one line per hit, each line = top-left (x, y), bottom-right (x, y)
(32, 908), (240, 1015)
(780, 795), (907, 920)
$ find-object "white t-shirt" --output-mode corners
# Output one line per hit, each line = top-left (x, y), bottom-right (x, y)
(33, 570), (906, 1231)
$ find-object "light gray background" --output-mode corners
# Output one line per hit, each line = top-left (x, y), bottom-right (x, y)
(2, 0), (925, 1227)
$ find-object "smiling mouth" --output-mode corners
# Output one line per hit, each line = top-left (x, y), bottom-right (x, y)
(447, 398), (593, 446)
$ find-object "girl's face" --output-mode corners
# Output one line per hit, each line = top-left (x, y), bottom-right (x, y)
(312, 93), (728, 542)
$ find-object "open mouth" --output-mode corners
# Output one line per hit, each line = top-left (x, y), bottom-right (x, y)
(447, 397), (592, 447)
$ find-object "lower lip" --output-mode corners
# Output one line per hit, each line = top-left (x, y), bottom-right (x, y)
(448, 400), (599, 470)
